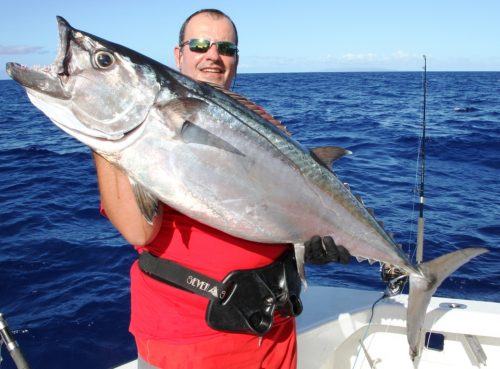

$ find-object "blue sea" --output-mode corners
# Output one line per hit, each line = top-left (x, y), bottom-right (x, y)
(1, 72), (499, 368)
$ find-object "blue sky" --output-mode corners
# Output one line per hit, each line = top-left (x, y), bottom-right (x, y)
(1, 0), (499, 79)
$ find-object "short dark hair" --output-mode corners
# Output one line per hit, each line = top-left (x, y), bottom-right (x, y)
(178, 9), (238, 45)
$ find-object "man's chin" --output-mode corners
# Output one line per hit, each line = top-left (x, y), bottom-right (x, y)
(199, 73), (227, 87)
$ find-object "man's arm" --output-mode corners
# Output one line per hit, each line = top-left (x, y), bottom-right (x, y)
(93, 153), (163, 246)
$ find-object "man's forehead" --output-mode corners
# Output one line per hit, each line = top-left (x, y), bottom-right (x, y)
(184, 13), (236, 41)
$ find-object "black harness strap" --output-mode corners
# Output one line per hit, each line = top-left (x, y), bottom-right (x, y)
(139, 251), (227, 301)
(138, 249), (303, 336)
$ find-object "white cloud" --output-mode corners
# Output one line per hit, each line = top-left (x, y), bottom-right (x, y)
(237, 50), (498, 73)
(0, 45), (47, 55)
(340, 53), (378, 62)
(340, 51), (420, 63)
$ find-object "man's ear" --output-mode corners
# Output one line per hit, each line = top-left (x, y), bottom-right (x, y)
(174, 47), (182, 70)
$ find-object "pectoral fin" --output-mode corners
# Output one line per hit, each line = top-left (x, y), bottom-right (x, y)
(129, 177), (159, 225)
(160, 97), (243, 155)
(181, 121), (244, 155)
(159, 97), (208, 127)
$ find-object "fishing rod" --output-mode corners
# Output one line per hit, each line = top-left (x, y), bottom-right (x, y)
(0, 313), (31, 369)
(355, 57), (430, 368)
(380, 55), (428, 294)
(416, 55), (427, 264)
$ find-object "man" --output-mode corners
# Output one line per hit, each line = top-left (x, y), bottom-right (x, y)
(174, 9), (238, 89)
(95, 9), (349, 369)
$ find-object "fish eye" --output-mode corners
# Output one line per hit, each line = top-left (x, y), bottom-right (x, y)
(93, 50), (115, 69)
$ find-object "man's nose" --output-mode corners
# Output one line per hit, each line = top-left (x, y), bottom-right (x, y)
(205, 43), (220, 58)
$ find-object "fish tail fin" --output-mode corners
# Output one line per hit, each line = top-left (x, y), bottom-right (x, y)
(407, 247), (488, 360)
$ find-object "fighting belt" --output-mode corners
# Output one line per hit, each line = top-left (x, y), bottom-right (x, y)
(138, 250), (303, 336)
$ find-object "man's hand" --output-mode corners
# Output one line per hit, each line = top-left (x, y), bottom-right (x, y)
(304, 236), (351, 265)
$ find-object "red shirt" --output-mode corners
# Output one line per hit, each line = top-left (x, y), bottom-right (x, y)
(129, 205), (290, 343)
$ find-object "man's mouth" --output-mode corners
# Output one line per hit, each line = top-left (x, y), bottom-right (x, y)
(200, 67), (224, 74)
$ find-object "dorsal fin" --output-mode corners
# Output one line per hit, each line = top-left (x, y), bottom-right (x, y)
(311, 146), (352, 168)
(204, 81), (291, 136)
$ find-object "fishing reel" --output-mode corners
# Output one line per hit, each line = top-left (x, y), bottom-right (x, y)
(380, 263), (408, 297)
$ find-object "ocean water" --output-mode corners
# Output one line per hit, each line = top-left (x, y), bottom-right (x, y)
(0, 72), (499, 368)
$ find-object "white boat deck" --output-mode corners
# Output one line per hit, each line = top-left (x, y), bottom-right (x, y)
(297, 287), (500, 369)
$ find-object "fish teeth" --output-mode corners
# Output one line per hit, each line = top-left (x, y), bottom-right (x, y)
(355, 256), (380, 265)
(32, 64), (53, 73)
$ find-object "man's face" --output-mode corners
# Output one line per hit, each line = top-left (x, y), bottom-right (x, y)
(174, 13), (238, 89)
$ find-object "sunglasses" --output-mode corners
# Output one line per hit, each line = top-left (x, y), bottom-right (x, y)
(180, 38), (238, 57)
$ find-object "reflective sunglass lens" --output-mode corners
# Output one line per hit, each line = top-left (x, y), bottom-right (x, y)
(189, 39), (211, 52)
(186, 39), (238, 56)
(217, 42), (238, 56)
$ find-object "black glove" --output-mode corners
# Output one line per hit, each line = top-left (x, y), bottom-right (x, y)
(304, 235), (350, 265)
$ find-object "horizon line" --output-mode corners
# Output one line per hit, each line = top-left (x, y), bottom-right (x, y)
(2, 69), (500, 81)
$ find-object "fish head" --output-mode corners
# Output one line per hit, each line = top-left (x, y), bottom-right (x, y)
(6, 16), (161, 151)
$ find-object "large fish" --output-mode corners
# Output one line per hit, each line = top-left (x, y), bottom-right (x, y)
(6, 17), (487, 360)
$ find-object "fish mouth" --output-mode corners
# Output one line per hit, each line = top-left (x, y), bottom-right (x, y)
(5, 16), (72, 99)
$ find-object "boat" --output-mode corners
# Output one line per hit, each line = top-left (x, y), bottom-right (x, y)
(3, 285), (498, 368)
(113, 286), (500, 369)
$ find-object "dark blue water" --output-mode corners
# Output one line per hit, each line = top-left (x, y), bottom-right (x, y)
(1, 72), (499, 368)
